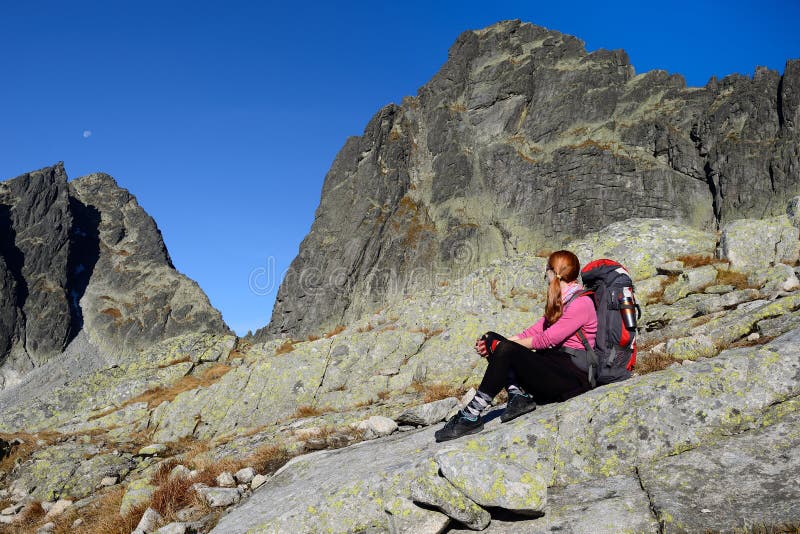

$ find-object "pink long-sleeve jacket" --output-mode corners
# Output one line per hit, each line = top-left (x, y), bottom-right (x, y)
(515, 286), (597, 351)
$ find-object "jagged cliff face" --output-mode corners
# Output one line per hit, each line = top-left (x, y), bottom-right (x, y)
(0, 163), (230, 388)
(259, 20), (800, 340)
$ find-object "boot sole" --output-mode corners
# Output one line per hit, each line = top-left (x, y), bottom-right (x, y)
(500, 405), (537, 423)
(434, 423), (485, 443)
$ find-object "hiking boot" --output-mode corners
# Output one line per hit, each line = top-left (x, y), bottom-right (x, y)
(500, 393), (537, 423)
(434, 412), (484, 442)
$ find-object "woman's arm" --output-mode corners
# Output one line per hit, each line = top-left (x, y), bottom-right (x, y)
(526, 296), (593, 349)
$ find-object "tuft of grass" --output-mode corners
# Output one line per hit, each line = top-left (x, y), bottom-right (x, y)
(645, 274), (678, 304)
(356, 323), (374, 333)
(157, 356), (192, 368)
(50, 486), (147, 534)
(323, 325), (347, 338)
(675, 254), (716, 268)
(716, 269), (754, 290)
(412, 381), (467, 403)
(409, 327), (444, 340)
(292, 404), (332, 418)
(124, 364), (232, 409)
(149, 472), (195, 520)
(634, 350), (676, 375)
(4, 501), (45, 533)
(275, 339), (296, 355)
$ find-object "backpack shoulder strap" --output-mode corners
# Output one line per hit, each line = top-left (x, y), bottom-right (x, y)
(576, 328), (597, 389)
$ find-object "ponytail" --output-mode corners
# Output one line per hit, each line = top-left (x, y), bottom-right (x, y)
(544, 275), (563, 325)
(544, 250), (581, 325)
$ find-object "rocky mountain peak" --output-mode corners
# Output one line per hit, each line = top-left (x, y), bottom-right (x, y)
(0, 164), (229, 390)
(258, 20), (800, 341)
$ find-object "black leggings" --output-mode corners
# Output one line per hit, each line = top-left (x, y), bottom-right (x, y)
(478, 340), (592, 404)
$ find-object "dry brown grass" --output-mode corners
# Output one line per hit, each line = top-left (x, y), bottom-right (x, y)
(0, 431), (64, 477)
(245, 444), (291, 475)
(306, 334), (320, 342)
(292, 404), (332, 418)
(409, 327), (444, 340)
(356, 323), (374, 333)
(149, 472), (195, 519)
(634, 350), (676, 375)
(645, 274), (678, 304)
(675, 254), (717, 268)
(376, 390), (390, 401)
(123, 364), (232, 409)
(275, 340), (296, 354)
(49, 486), (146, 534)
(323, 325), (347, 338)
(2, 501), (45, 533)
(730, 335), (775, 349)
(716, 269), (754, 290)
(157, 356), (192, 368)
(413, 382), (467, 403)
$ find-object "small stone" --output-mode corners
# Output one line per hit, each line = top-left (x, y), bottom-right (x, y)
(134, 507), (163, 534)
(0, 516), (13, 525)
(175, 507), (200, 522)
(357, 415), (398, 439)
(196, 487), (242, 507)
(216, 472), (236, 487)
(72, 518), (84, 528)
(156, 522), (187, 534)
(747, 332), (761, 341)
(704, 284), (735, 294)
(137, 444), (167, 456)
(304, 438), (327, 450)
(44, 499), (73, 518)
(100, 476), (118, 487)
(36, 523), (56, 534)
(396, 397), (459, 426)
(251, 474), (268, 490)
(234, 467), (256, 484)
(701, 508), (712, 514)
(2, 503), (24, 515)
(656, 260), (685, 275)
(397, 425), (416, 432)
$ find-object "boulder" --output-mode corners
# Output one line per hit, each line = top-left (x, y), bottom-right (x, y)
(120, 478), (156, 516)
(8, 442), (133, 501)
(357, 416), (398, 439)
(196, 487), (242, 507)
(396, 397), (459, 426)
(718, 216), (800, 272)
(748, 263), (800, 293)
(133, 507), (163, 534)
(662, 265), (718, 304)
(234, 467), (256, 485)
(639, 407), (800, 532)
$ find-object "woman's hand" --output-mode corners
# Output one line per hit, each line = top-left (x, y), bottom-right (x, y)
(474, 338), (489, 358)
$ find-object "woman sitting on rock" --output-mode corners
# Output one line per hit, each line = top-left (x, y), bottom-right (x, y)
(435, 250), (597, 442)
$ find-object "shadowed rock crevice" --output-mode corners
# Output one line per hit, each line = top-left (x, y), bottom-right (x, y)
(65, 195), (101, 341)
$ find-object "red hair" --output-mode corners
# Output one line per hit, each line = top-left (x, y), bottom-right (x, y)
(545, 250), (581, 325)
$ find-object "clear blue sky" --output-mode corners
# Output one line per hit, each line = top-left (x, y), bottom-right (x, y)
(2, 1), (798, 335)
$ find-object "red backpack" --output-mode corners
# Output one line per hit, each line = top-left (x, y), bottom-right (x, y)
(577, 259), (640, 386)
